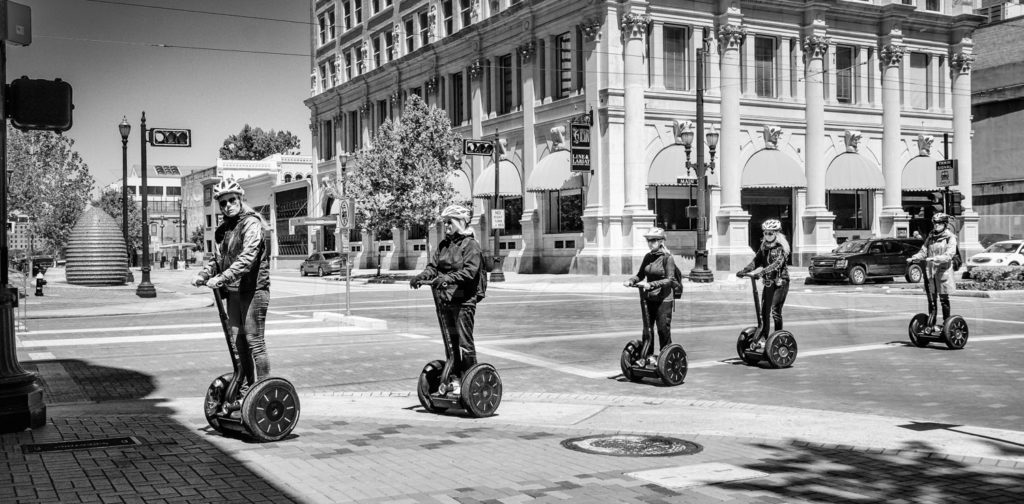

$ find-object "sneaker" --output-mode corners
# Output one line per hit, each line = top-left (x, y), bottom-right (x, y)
(647, 355), (658, 366)
(450, 378), (462, 396)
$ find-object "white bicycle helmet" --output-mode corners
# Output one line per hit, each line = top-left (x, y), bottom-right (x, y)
(761, 219), (782, 232)
(440, 204), (471, 222)
(932, 212), (950, 225)
(213, 178), (245, 199)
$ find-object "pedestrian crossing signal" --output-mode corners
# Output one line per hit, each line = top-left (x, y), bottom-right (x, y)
(949, 192), (965, 216)
(149, 128), (191, 147)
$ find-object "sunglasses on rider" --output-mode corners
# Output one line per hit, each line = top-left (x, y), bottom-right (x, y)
(218, 197), (238, 207)
(763, 231), (777, 236)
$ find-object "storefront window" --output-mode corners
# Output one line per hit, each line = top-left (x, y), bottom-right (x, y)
(827, 190), (871, 230)
(275, 187), (308, 256)
(498, 196), (523, 236)
(647, 185), (696, 231)
(407, 223), (428, 240)
(546, 189), (583, 233)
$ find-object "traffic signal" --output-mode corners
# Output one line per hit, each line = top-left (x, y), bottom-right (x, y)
(929, 191), (945, 214)
(149, 128), (191, 147)
(7, 77), (74, 132)
(949, 192), (965, 216)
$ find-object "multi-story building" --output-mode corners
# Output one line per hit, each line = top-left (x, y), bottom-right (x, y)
(305, 0), (983, 274)
(7, 213), (45, 257)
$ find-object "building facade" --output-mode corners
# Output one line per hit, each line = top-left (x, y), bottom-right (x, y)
(305, 0), (983, 274)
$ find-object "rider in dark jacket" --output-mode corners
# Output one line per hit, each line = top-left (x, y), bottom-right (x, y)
(737, 219), (791, 347)
(624, 227), (680, 366)
(410, 204), (486, 394)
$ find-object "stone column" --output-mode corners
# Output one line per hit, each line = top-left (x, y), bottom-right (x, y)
(576, 18), (606, 274)
(621, 12), (651, 216)
(951, 43), (981, 256)
(713, 22), (753, 271)
(878, 39), (910, 237)
(799, 34), (836, 262)
(517, 41), (541, 273)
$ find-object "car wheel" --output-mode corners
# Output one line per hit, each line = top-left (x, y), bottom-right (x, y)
(300, 267), (306, 277)
(904, 264), (922, 283)
(1010, 262), (1020, 267)
(848, 266), (866, 285)
(317, 267), (325, 277)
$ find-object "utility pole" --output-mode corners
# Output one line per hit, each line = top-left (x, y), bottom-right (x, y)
(136, 112), (156, 297)
(491, 129), (504, 282)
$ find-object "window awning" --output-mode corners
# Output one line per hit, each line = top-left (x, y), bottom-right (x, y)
(525, 150), (584, 192)
(473, 159), (522, 198)
(448, 168), (473, 200)
(825, 153), (885, 190)
(741, 149), (807, 188)
(902, 156), (945, 191)
(648, 145), (720, 187)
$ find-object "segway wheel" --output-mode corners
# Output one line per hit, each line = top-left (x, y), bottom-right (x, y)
(417, 360), (445, 413)
(657, 344), (687, 387)
(241, 377), (300, 443)
(736, 327), (761, 365)
(620, 340), (643, 382)
(765, 331), (798, 369)
(461, 363), (502, 418)
(908, 313), (930, 348)
(204, 372), (234, 433)
(943, 316), (969, 350)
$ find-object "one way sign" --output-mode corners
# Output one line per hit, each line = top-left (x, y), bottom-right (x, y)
(463, 139), (494, 156)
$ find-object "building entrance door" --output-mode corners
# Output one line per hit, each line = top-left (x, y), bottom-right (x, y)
(741, 188), (794, 253)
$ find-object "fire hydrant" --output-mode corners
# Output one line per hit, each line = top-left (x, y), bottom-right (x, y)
(34, 271), (46, 296)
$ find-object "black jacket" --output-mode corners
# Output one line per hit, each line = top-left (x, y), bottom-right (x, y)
(417, 233), (486, 304)
(199, 211), (271, 292)
(739, 241), (789, 283)
(630, 248), (678, 301)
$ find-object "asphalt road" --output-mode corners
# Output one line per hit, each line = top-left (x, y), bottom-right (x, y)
(17, 274), (1024, 431)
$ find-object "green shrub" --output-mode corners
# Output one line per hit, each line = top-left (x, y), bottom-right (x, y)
(967, 267), (1024, 283)
(956, 280), (1024, 291)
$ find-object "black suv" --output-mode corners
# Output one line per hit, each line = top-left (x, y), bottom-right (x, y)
(808, 238), (924, 285)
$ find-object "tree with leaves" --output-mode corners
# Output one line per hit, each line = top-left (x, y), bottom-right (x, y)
(345, 95), (463, 260)
(219, 124), (301, 160)
(7, 126), (95, 257)
(93, 187), (143, 255)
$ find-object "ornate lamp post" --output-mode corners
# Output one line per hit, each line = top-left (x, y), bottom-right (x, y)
(118, 117), (134, 282)
(674, 121), (719, 283)
(136, 112), (156, 298)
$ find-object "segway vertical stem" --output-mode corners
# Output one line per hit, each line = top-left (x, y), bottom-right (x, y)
(750, 277), (762, 328)
(430, 284), (456, 391)
(637, 286), (653, 359)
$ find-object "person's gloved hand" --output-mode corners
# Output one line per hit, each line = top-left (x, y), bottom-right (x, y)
(205, 275), (225, 289)
(645, 282), (658, 291)
(736, 271), (746, 279)
(409, 277), (421, 289)
(430, 276), (448, 288)
(906, 257), (913, 263)
(623, 277), (638, 288)
(191, 274), (206, 287)
(750, 271), (762, 279)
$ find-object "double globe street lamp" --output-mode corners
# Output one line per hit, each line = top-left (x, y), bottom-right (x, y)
(673, 120), (719, 283)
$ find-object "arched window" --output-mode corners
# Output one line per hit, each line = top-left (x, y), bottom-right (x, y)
(284, 174), (293, 183)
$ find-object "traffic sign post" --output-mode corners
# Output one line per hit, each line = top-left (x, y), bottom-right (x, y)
(936, 159), (958, 188)
(490, 209), (504, 230)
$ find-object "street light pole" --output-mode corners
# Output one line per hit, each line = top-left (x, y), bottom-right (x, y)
(119, 117), (134, 282)
(136, 112), (157, 298)
(490, 130), (505, 282)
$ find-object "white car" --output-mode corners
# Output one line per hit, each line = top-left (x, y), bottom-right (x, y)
(965, 240), (1024, 273)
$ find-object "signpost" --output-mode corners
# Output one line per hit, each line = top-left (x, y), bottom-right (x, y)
(570, 123), (591, 172)
(490, 209), (504, 230)
(936, 159), (959, 214)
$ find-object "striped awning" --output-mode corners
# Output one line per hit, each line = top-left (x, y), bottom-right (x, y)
(525, 150), (584, 192)
(648, 144), (721, 186)
(448, 168), (473, 200)
(741, 149), (807, 188)
(902, 156), (945, 191)
(825, 153), (885, 190)
(473, 159), (522, 198)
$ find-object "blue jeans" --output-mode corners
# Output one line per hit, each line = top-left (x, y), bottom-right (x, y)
(226, 289), (271, 387)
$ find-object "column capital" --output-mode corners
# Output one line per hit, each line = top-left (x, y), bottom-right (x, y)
(468, 58), (484, 81)
(579, 19), (602, 43)
(620, 12), (650, 41)
(718, 23), (747, 53)
(879, 44), (905, 68)
(950, 51), (975, 75)
(802, 35), (831, 61)
(518, 40), (537, 63)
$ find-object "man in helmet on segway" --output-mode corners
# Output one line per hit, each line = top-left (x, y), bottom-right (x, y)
(192, 178), (272, 413)
(736, 219), (791, 350)
(410, 204), (487, 396)
(907, 212), (958, 335)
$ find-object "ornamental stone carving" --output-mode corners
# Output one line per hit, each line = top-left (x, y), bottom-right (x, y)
(880, 44), (905, 68)
(468, 58), (484, 80)
(518, 41), (536, 63)
(580, 19), (602, 42)
(550, 126), (567, 151)
(390, 90), (401, 104)
(763, 125), (783, 150)
(718, 23), (747, 52)
(916, 134), (934, 157)
(425, 75), (438, 94)
(950, 52), (975, 75)
(844, 130), (863, 153)
(620, 12), (650, 41)
(471, 0), (481, 21)
(358, 101), (371, 115)
(803, 35), (831, 61)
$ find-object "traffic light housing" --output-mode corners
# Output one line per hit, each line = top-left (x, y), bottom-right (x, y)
(149, 128), (191, 147)
(929, 191), (945, 215)
(7, 77), (73, 132)
(949, 192), (965, 216)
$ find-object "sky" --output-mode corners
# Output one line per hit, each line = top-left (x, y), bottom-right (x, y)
(7, 0), (313, 193)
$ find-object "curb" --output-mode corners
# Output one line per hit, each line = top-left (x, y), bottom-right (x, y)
(883, 288), (1023, 298)
(312, 311), (388, 329)
(23, 296), (213, 319)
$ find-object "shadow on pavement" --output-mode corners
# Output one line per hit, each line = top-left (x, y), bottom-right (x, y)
(2, 359), (303, 503)
(720, 439), (1024, 502)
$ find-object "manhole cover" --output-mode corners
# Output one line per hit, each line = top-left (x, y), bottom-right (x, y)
(561, 434), (702, 457)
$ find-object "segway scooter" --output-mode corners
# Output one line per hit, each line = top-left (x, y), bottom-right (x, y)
(735, 274), (798, 368)
(907, 259), (969, 349)
(203, 284), (299, 442)
(417, 282), (502, 417)
(619, 284), (688, 386)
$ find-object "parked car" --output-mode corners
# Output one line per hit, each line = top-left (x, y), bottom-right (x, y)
(965, 240), (1024, 276)
(808, 238), (924, 285)
(300, 251), (346, 277)
(979, 233), (1011, 249)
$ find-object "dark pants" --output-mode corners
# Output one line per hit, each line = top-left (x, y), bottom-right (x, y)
(922, 278), (951, 323)
(758, 280), (789, 339)
(641, 298), (673, 358)
(226, 289), (271, 389)
(440, 302), (478, 377)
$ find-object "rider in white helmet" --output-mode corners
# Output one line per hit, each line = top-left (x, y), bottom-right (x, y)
(410, 204), (487, 395)
(908, 212), (958, 334)
(192, 178), (272, 413)
(623, 227), (682, 367)
(736, 219), (792, 349)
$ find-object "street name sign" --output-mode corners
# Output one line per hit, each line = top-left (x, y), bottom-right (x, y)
(570, 123), (591, 172)
(491, 209), (505, 230)
(936, 159), (958, 187)
(463, 139), (494, 157)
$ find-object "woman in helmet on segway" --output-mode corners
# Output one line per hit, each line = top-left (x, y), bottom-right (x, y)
(192, 178), (272, 413)
(409, 204), (487, 396)
(907, 212), (958, 334)
(736, 219), (791, 350)
(623, 227), (681, 367)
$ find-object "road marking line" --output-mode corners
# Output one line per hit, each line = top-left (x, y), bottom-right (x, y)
(24, 318), (315, 336)
(18, 326), (365, 348)
(395, 333), (429, 339)
(26, 352), (55, 361)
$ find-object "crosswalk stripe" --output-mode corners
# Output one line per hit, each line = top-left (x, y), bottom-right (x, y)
(18, 326), (365, 348)
(23, 318), (316, 336)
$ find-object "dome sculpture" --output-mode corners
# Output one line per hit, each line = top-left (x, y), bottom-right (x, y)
(64, 207), (129, 286)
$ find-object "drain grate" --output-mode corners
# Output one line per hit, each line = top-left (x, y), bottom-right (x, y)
(22, 436), (140, 454)
(561, 434), (702, 457)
